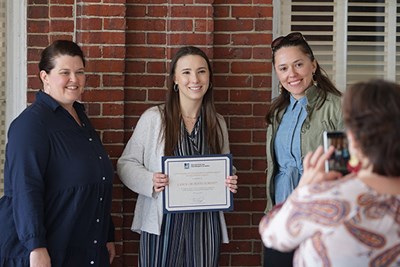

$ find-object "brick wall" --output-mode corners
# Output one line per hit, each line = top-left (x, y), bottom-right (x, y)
(27, 0), (273, 266)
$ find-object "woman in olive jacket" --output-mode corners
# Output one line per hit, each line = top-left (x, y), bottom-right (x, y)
(264, 32), (343, 267)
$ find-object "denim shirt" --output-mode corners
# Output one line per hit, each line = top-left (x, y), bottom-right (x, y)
(274, 95), (308, 204)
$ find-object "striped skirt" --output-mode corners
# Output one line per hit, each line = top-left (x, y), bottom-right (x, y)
(139, 211), (221, 267)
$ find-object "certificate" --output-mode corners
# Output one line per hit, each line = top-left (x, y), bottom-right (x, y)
(162, 154), (233, 213)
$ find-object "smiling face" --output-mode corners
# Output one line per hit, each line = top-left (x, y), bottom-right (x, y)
(174, 54), (210, 104)
(274, 46), (317, 99)
(40, 55), (86, 108)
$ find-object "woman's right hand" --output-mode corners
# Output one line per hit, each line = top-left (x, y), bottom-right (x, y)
(298, 145), (342, 188)
(30, 247), (51, 267)
(153, 172), (169, 192)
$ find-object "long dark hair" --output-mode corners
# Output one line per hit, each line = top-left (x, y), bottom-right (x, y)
(162, 46), (223, 156)
(266, 32), (341, 125)
(343, 79), (400, 176)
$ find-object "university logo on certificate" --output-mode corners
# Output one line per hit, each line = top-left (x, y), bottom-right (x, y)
(162, 154), (234, 213)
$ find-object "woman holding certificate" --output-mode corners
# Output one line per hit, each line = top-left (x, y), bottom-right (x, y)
(117, 46), (238, 267)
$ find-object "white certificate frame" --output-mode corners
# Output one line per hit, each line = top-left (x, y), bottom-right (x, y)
(162, 154), (233, 213)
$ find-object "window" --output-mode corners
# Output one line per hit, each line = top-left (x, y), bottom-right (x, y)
(272, 0), (400, 96)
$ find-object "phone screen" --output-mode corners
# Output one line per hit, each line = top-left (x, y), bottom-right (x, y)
(323, 131), (350, 175)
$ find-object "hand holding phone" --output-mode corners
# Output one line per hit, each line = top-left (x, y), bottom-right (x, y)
(323, 131), (350, 175)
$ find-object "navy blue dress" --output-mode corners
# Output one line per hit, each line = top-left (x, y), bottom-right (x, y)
(0, 91), (114, 266)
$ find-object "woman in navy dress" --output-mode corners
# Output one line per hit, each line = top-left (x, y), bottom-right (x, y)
(0, 40), (115, 266)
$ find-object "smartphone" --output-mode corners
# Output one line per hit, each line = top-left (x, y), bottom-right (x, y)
(323, 131), (350, 175)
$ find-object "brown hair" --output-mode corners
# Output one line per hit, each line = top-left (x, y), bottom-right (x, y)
(161, 46), (223, 156)
(266, 32), (341, 125)
(39, 40), (85, 75)
(343, 79), (400, 176)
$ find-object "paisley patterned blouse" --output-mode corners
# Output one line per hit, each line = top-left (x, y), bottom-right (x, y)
(260, 176), (400, 267)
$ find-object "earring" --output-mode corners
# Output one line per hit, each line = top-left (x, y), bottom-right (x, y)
(347, 154), (361, 173)
(173, 84), (179, 92)
(208, 82), (213, 90)
(312, 73), (318, 87)
(278, 83), (283, 94)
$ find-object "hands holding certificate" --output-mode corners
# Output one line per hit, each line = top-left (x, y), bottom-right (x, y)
(153, 172), (238, 193)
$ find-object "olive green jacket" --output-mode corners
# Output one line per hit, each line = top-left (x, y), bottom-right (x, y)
(265, 85), (344, 212)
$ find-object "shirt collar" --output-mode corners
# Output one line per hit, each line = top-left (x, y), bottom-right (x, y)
(36, 90), (62, 111)
(289, 94), (308, 111)
(36, 90), (84, 112)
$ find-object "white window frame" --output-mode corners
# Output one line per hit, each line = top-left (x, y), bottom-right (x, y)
(6, 0), (27, 129)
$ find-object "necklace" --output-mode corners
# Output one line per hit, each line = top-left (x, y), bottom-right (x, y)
(182, 114), (197, 120)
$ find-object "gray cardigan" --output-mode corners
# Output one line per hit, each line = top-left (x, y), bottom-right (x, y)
(117, 105), (231, 243)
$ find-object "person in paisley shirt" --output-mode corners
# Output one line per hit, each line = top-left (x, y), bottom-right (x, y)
(259, 79), (400, 267)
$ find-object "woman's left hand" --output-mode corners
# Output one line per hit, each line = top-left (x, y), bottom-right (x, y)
(226, 175), (238, 193)
(107, 242), (116, 264)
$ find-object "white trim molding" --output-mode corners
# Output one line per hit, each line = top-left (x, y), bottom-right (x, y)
(6, 0), (27, 130)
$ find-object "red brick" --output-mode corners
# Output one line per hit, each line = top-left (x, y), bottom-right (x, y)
(232, 33), (271, 45)
(215, 19), (254, 32)
(253, 75), (272, 89)
(78, 31), (126, 45)
(214, 5), (229, 17)
(170, 5), (213, 18)
(50, 0), (74, 3)
(169, 19), (194, 31)
(230, 254), (262, 266)
(214, 75), (252, 88)
(103, 46), (126, 59)
(255, 18), (273, 31)
(228, 130), (252, 143)
(232, 6), (272, 18)
(127, 18), (165, 31)
(148, 89), (167, 102)
(195, 19), (214, 32)
(125, 74), (165, 87)
(49, 6), (73, 18)
(126, 32), (146, 44)
(27, 35), (50, 48)
(126, 46), (165, 59)
(147, 33), (167, 45)
(77, 18), (103, 30)
(125, 89), (147, 101)
(231, 61), (270, 74)
(169, 33), (213, 46)
(104, 18), (126, 30)
(83, 90), (124, 102)
(49, 19), (74, 32)
(230, 90), (270, 102)
(253, 130), (268, 143)
(103, 103), (124, 116)
(231, 143), (265, 156)
(28, 20), (50, 33)
(85, 74), (101, 88)
(28, 6), (49, 19)
(103, 75), (125, 87)
(86, 59), (125, 72)
(214, 47), (252, 60)
(80, 4), (125, 17)
(147, 5), (167, 17)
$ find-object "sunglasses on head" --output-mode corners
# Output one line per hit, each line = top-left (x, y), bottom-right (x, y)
(271, 32), (308, 51)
